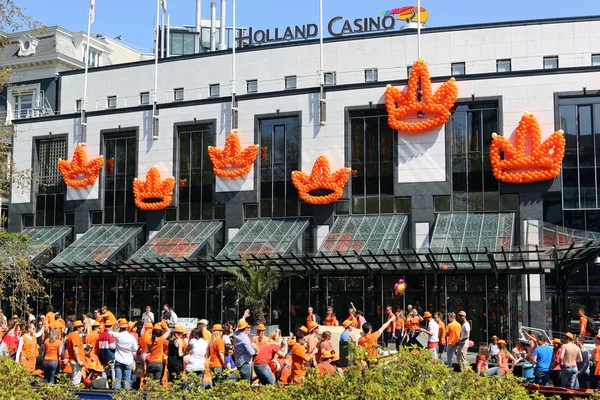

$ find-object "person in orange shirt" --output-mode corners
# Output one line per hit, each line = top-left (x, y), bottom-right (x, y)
(383, 306), (395, 350)
(85, 321), (101, 356)
(83, 344), (101, 368)
(16, 323), (38, 373)
(306, 321), (320, 363)
(579, 309), (592, 337)
(209, 324), (226, 384)
(291, 331), (317, 384)
(139, 322), (153, 353)
(324, 307), (339, 327)
(100, 306), (116, 326)
(317, 351), (336, 375)
(45, 306), (56, 327)
(65, 321), (86, 385)
(593, 334), (600, 387)
(435, 312), (446, 360)
(347, 307), (359, 329)
(358, 315), (396, 362)
(446, 312), (461, 367)
(145, 323), (171, 381)
(43, 328), (63, 384)
(405, 309), (423, 346)
(393, 310), (406, 351)
(306, 307), (317, 327)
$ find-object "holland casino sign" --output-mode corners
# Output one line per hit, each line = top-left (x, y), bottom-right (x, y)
(237, 15), (398, 47)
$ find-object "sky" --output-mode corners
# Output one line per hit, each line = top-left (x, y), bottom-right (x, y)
(13, 0), (600, 53)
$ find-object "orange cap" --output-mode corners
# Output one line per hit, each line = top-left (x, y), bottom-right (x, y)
(342, 320), (353, 329)
(153, 323), (163, 331)
(497, 340), (507, 345)
(565, 332), (574, 340)
(160, 320), (169, 329)
(173, 326), (186, 334)
(289, 338), (297, 346)
(321, 351), (332, 359)
(73, 320), (84, 328)
(128, 321), (136, 331)
(118, 320), (129, 329)
(331, 353), (340, 362)
(423, 312), (432, 318)
(256, 324), (266, 331)
(92, 321), (101, 327)
(212, 324), (223, 332)
(237, 320), (249, 331)
(552, 338), (562, 344)
(307, 321), (319, 332)
(269, 333), (277, 340)
(299, 326), (308, 334)
(144, 322), (153, 329)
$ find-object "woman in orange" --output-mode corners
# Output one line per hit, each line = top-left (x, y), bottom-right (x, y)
(593, 335), (600, 387)
(16, 322), (37, 373)
(324, 307), (339, 326)
(252, 324), (267, 352)
(145, 324), (171, 381)
(497, 340), (516, 375)
(209, 324), (226, 384)
(43, 328), (62, 383)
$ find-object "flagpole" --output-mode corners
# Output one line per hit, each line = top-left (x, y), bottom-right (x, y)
(319, 0), (325, 125)
(231, 0), (236, 132)
(152, 0), (160, 139)
(417, 0), (421, 59)
(82, 0), (93, 144)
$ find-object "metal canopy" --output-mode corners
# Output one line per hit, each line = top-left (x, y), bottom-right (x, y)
(49, 225), (142, 268)
(24, 226), (71, 260)
(217, 218), (309, 259)
(129, 221), (222, 264)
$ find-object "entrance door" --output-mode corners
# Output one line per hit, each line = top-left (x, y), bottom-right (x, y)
(326, 276), (364, 325)
(131, 278), (160, 320)
(445, 291), (486, 347)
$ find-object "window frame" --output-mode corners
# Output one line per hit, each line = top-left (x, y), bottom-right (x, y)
(364, 68), (379, 83)
(34, 136), (67, 227)
(593, 54), (600, 67)
(324, 71), (337, 86)
(209, 84), (220, 98)
(284, 75), (297, 90)
(140, 92), (150, 105)
(246, 79), (258, 94)
(173, 88), (184, 102)
(107, 96), (117, 109)
(543, 55), (559, 70)
(496, 59), (511, 73)
(451, 62), (466, 76)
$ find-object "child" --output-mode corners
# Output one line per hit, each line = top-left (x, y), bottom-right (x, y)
(224, 345), (236, 380)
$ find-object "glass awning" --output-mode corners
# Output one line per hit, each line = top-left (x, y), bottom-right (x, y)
(24, 226), (72, 260)
(217, 218), (309, 259)
(429, 213), (515, 261)
(50, 225), (142, 266)
(128, 221), (222, 263)
(318, 215), (408, 256)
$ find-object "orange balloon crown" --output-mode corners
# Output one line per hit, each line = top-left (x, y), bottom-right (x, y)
(489, 112), (565, 184)
(57, 144), (104, 188)
(291, 155), (352, 205)
(133, 166), (175, 211)
(385, 58), (458, 133)
(208, 131), (259, 178)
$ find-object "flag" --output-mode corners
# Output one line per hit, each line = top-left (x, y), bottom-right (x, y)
(160, 0), (167, 13)
(89, 0), (95, 24)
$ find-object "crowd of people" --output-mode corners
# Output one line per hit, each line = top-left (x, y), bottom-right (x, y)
(1, 303), (600, 391)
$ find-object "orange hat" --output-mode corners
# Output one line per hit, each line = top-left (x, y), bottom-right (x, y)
(257, 324), (266, 331)
(423, 312), (432, 318)
(153, 323), (163, 331)
(73, 320), (84, 328)
(118, 320), (129, 329)
(128, 321), (136, 331)
(212, 324), (223, 332)
(92, 321), (101, 327)
(321, 351), (333, 359)
(269, 333), (277, 340)
(497, 339), (506, 345)
(299, 326), (308, 334)
(144, 322), (153, 329)
(307, 321), (318, 332)
(160, 320), (169, 329)
(268, 339), (275, 343)
(173, 326), (186, 334)
(331, 353), (340, 362)
(88, 362), (104, 372)
(342, 319), (353, 329)
(104, 320), (114, 327)
(552, 338), (562, 344)
(237, 320), (249, 331)
(565, 332), (574, 340)
(289, 338), (297, 345)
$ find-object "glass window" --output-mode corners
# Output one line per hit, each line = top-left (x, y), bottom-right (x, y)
(246, 80), (258, 94)
(434, 196), (452, 213)
(259, 116), (300, 217)
(451, 62), (466, 76)
(76, 99), (82, 112)
(178, 124), (215, 221)
(209, 84), (220, 97)
(104, 134), (137, 224)
(285, 76), (297, 89)
(324, 72), (336, 86)
(593, 54), (600, 67)
(496, 59), (511, 73)
(140, 92), (150, 105)
(349, 113), (394, 215)
(13, 91), (34, 119)
(35, 137), (67, 227)
(107, 96), (117, 109)
(173, 88), (184, 101)
(544, 56), (559, 69)
(501, 194), (519, 211)
(364, 68), (378, 82)
(407, 66), (412, 76)
(244, 203), (258, 219)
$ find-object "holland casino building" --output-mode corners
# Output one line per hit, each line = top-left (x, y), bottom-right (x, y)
(8, 12), (600, 343)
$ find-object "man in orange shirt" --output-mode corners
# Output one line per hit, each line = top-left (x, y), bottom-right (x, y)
(45, 305), (56, 327)
(66, 320), (86, 385)
(446, 312), (461, 367)
(139, 322), (152, 353)
(593, 334), (600, 387)
(100, 306), (116, 326)
(383, 306), (395, 349)
(579, 309), (592, 337)
(435, 312), (446, 360)
(85, 321), (101, 356)
(291, 331), (317, 384)
(358, 315), (396, 362)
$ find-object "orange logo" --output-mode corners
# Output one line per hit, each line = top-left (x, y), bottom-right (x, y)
(291, 155), (352, 205)
(208, 131), (259, 178)
(57, 144), (104, 188)
(385, 58), (458, 133)
(133, 166), (176, 211)
(489, 112), (565, 184)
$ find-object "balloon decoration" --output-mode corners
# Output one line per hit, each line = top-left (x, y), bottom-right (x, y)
(208, 131), (259, 178)
(385, 58), (458, 133)
(393, 279), (407, 296)
(57, 144), (104, 188)
(489, 112), (565, 183)
(133, 166), (175, 211)
(106, 158), (115, 174)
(291, 155), (351, 205)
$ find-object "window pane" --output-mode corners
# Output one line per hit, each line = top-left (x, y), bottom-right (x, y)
(452, 112), (467, 154)
(560, 105), (577, 152)
(434, 196), (451, 212)
(579, 105), (593, 152)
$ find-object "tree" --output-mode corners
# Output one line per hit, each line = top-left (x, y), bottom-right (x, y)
(218, 259), (290, 326)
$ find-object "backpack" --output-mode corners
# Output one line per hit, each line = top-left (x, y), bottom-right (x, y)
(585, 316), (596, 335)
(314, 314), (322, 324)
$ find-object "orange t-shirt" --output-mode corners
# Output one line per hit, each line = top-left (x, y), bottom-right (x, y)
(358, 331), (381, 361)
(594, 346), (600, 376)
(209, 338), (225, 368)
(347, 316), (358, 328)
(317, 361), (337, 375)
(385, 313), (395, 332)
(44, 339), (63, 362)
(324, 315), (338, 326)
(447, 321), (461, 345)
(85, 330), (99, 355)
(406, 316), (422, 331)
(146, 336), (166, 363)
(580, 316), (591, 337)
(84, 353), (100, 368)
(66, 331), (84, 362)
(46, 312), (56, 326)
(438, 321), (446, 345)
(395, 317), (405, 331)
(291, 343), (309, 381)
(102, 311), (116, 326)
(140, 332), (150, 353)
(306, 314), (315, 326)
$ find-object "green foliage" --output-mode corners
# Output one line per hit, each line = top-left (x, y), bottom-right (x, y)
(0, 356), (76, 400)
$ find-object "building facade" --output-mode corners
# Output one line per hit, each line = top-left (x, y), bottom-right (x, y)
(7, 14), (600, 343)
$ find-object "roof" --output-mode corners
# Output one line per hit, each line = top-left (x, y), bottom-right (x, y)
(24, 226), (71, 260)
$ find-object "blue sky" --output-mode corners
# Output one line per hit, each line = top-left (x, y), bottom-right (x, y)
(15, 0), (600, 53)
